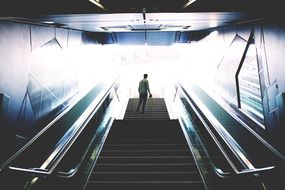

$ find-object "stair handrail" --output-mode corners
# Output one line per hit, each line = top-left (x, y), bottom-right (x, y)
(178, 83), (275, 176)
(1, 77), (119, 176)
(210, 91), (285, 162)
(179, 117), (232, 179)
(0, 91), (86, 173)
(178, 97), (236, 178)
(56, 116), (114, 178)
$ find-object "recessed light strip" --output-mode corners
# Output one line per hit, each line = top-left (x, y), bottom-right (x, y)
(182, 0), (197, 8)
(88, 0), (107, 11)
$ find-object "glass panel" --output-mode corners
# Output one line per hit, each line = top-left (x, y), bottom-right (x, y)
(238, 38), (264, 122)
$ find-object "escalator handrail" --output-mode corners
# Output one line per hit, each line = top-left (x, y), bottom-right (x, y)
(56, 117), (115, 178)
(39, 80), (117, 172)
(169, 82), (232, 178)
(178, 88), (237, 177)
(178, 117), (232, 180)
(211, 164), (231, 178)
(178, 83), (275, 175)
(0, 92), (85, 172)
(7, 167), (50, 175)
(211, 92), (285, 162)
(2, 78), (119, 175)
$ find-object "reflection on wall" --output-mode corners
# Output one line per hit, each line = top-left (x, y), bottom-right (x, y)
(213, 32), (265, 124)
(0, 19), (124, 164)
(215, 35), (248, 106)
(238, 38), (264, 123)
(28, 38), (78, 119)
(165, 21), (285, 156)
(0, 21), (85, 163)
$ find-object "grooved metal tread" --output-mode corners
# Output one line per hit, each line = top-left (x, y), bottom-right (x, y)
(85, 119), (205, 190)
(124, 98), (170, 120)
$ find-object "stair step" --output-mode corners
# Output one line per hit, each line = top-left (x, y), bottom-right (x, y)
(89, 171), (202, 181)
(99, 149), (192, 156)
(86, 112), (205, 190)
(102, 144), (188, 150)
(93, 163), (200, 172)
(112, 119), (180, 127)
(107, 131), (185, 138)
(125, 111), (169, 113)
(123, 98), (170, 120)
(124, 117), (170, 119)
(97, 156), (195, 164)
(106, 133), (185, 138)
(86, 181), (205, 190)
(106, 138), (185, 144)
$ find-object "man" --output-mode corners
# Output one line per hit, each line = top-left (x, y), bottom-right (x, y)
(136, 73), (152, 114)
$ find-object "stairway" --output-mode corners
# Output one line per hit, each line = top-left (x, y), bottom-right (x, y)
(123, 98), (170, 120)
(85, 120), (205, 190)
(84, 98), (205, 190)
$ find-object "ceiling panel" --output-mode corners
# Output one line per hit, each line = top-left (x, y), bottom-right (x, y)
(8, 12), (250, 33)
(0, 0), (281, 16)
(0, 0), (281, 36)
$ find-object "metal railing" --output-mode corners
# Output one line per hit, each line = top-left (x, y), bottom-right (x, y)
(177, 83), (275, 177)
(57, 116), (114, 178)
(0, 78), (119, 176)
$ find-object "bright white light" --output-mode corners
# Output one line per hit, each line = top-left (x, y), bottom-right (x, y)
(65, 44), (120, 94)
(182, 0), (197, 8)
(116, 45), (181, 98)
(210, 21), (218, 28)
(63, 36), (224, 99)
(88, 0), (107, 11)
(114, 42), (224, 98)
(210, 30), (218, 36)
(173, 34), (226, 91)
(42, 21), (55, 24)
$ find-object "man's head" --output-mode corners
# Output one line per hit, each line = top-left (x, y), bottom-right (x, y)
(143, 74), (148, 79)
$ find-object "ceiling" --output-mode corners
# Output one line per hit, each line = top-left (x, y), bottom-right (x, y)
(10, 12), (249, 33)
(0, 0), (283, 33)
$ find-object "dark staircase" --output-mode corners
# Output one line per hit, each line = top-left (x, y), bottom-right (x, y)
(84, 98), (206, 190)
(123, 98), (170, 120)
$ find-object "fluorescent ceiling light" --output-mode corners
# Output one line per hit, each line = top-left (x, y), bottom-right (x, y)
(182, 0), (197, 8)
(89, 0), (107, 11)
(42, 21), (55, 24)
(100, 26), (132, 32)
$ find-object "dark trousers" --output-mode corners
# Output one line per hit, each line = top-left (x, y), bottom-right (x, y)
(136, 93), (148, 113)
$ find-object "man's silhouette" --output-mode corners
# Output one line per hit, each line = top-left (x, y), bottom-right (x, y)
(136, 74), (152, 114)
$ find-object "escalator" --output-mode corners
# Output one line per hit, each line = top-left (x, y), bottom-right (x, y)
(189, 85), (283, 167)
(0, 79), (120, 190)
(177, 84), (285, 189)
(1, 81), (284, 190)
(84, 98), (206, 190)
